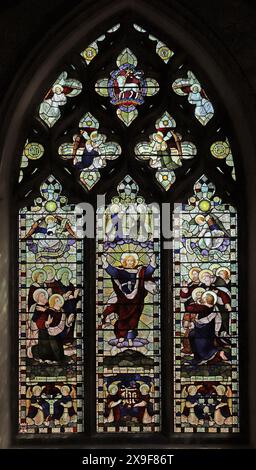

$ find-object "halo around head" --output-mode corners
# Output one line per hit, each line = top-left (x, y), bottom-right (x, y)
(188, 385), (197, 396)
(120, 252), (139, 265)
(210, 264), (220, 274)
(32, 269), (46, 283)
(216, 385), (226, 396)
(61, 385), (71, 395)
(199, 269), (213, 283)
(45, 215), (56, 224)
(33, 288), (48, 303)
(140, 384), (150, 396)
(195, 214), (205, 225)
(109, 384), (118, 396)
(191, 287), (205, 301)
(49, 293), (64, 308)
(32, 385), (42, 396)
(52, 84), (63, 93)
(216, 267), (231, 278)
(201, 290), (218, 305)
(43, 265), (56, 277)
(189, 267), (201, 280)
(56, 267), (72, 281)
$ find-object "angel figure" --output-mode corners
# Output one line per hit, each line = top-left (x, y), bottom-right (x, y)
(213, 385), (233, 426)
(52, 385), (77, 426)
(183, 214), (230, 260)
(172, 71), (214, 125)
(39, 72), (82, 127)
(71, 130), (107, 170)
(103, 203), (154, 244)
(181, 385), (204, 426)
(104, 382), (123, 423)
(22, 214), (77, 260)
(127, 383), (154, 425)
(26, 385), (50, 426)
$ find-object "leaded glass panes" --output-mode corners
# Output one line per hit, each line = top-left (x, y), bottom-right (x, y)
(96, 176), (161, 432)
(19, 176), (84, 433)
(133, 24), (174, 63)
(58, 112), (121, 190)
(210, 139), (236, 180)
(172, 71), (214, 126)
(19, 140), (44, 183)
(173, 175), (239, 432)
(95, 48), (159, 126)
(17, 19), (240, 438)
(135, 111), (197, 190)
(81, 24), (120, 65)
(39, 72), (82, 127)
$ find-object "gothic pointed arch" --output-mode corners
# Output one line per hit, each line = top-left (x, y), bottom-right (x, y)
(0, 0), (253, 447)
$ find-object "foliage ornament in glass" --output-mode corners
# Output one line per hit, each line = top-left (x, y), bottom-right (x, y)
(95, 48), (159, 126)
(58, 112), (121, 190)
(135, 111), (197, 190)
(172, 71), (214, 126)
(39, 71), (82, 127)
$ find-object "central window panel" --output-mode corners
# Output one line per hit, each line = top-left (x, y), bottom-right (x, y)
(96, 176), (161, 432)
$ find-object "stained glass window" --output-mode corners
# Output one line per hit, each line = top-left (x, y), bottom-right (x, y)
(58, 112), (121, 190)
(19, 140), (44, 183)
(96, 176), (161, 432)
(210, 139), (236, 180)
(173, 176), (238, 432)
(17, 19), (240, 439)
(19, 176), (84, 433)
(95, 48), (159, 126)
(133, 24), (174, 64)
(172, 71), (214, 126)
(135, 111), (197, 190)
(39, 72), (82, 127)
(81, 24), (120, 65)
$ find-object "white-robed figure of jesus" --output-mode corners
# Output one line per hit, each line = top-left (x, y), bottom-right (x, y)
(101, 252), (157, 347)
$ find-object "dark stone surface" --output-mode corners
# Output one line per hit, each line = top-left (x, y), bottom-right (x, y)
(0, 0), (255, 97)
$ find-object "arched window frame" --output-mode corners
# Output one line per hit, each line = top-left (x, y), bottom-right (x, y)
(0, 0), (252, 448)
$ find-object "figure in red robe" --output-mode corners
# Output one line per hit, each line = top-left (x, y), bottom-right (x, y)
(101, 253), (157, 347)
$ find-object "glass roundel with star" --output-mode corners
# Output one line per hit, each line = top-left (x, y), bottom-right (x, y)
(17, 19), (239, 435)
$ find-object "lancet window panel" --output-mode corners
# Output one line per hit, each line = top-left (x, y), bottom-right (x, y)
(16, 17), (240, 437)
